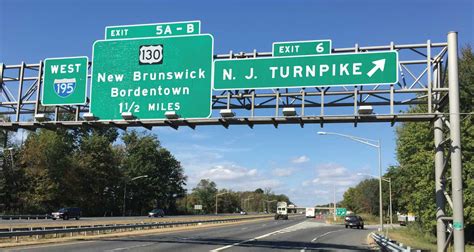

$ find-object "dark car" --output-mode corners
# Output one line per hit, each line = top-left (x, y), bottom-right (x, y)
(344, 215), (364, 229)
(148, 209), (165, 217)
(51, 207), (81, 220)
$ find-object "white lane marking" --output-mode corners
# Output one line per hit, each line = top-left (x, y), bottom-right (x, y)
(300, 229), (345, 252)
(311, 229), (345, 242)
(241, 227), (248, 230)
(105, 242), (155, 251)
(209, 221), (304, 252)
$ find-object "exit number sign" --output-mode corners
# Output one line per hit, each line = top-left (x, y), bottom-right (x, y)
(105, 20), (201, 40)
(273, 40), (331, 57)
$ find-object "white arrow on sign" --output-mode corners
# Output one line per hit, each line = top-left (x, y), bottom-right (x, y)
(366, 59), (386, 77)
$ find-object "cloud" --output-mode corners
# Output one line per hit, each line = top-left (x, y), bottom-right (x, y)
(199, 165), (257, 181)
(272, 168), (294, 177)
(291, 155), (310, 164)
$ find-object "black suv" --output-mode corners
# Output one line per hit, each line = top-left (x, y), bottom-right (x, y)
(51, 207), (81, 220)
(148, 209), (165, 217)
(344, 215), (364, 229)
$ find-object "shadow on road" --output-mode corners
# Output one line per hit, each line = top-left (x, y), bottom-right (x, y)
(93, 236), (372, 251)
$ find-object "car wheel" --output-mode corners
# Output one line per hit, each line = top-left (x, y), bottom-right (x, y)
(75, 216), (80, 220)
(361, 225), (364, 229)
(345, 225), (348, 228)
(52, 218), (56, 220)
(357, 226), (360, 229)
(63, 215), (69, 220)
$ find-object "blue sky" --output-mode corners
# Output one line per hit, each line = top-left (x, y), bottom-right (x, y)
(1, 0), (473, 206)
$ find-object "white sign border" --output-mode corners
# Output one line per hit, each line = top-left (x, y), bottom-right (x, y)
(105, 20), (201, 40)
(41, 56), (89, 106)
(212, 50), (399, 91)
(90, 33), (214, 121)
(272, 39), (332, 57)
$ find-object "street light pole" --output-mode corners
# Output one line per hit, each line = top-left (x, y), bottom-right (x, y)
(377, 140), (383, 231)
(388, 177), (392, 228)
(122, 175), (148, 216)
(318, 131), (384, 231)
(215, 192), (229, 215)
(358, 172), (393, 228)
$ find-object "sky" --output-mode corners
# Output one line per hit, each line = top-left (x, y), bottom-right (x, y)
(1, 0), (473, 207)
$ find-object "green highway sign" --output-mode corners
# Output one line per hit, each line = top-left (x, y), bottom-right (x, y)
(105, 20), (200, 40)
(336, 208), (347, 216)
(90, 34), (213, 120)
(214, 51), (398, 90)
(42, 56), (88, 106)
(273, 40), (331, 57)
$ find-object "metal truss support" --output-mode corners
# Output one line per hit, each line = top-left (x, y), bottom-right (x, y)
(447, 31), (464, 251)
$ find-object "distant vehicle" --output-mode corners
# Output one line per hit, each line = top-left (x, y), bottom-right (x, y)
(344, 215), (364, 229)
(274, 202), (288, 220)
(148, 209), (165, 217)
(305, 207), (315, 218)
(51, 207), (81, 220)
(240, 211), (247, 215)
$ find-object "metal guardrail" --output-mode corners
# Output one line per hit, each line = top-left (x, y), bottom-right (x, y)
(0, 215), (272, 239)
(371, 233), (421, 252)
(0, 215), (50, 220)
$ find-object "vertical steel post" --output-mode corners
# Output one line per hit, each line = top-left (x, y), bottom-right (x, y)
(447, 31), (464, 251)
(434, 66), (447, 251)
(15, 63), (25, 122)
(435, 113), (447, 251)
(333, 184), (336, 221)
(378, 141), (384, 231)
(389, 178), (393, 227)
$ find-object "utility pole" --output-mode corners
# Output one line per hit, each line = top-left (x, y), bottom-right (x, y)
(447, 31), (464, 251)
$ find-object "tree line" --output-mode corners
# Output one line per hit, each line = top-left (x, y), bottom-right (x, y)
(175, 179), (291, 214)
(0, 127), (293, 217)
(0, 128), (186, 216)
(341, 46), (473, 241)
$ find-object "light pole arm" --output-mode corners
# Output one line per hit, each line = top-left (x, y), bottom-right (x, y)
(319, 132), (379, 148)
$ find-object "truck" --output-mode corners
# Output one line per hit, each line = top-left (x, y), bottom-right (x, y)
(274, 201), (288, 220)
(305, 207), (315, 218)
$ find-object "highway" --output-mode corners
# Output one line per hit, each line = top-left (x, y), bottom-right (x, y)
(4, 215), (376, 251)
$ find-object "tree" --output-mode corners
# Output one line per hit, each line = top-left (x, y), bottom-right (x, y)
(74, 129), (121, 216)
(121, 131), (186, 215)
(18, 129), (76, 213)
(192, 179), (217, 214)
(390, 46), (474, 238)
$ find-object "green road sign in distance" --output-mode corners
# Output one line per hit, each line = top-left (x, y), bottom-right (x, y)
(273, 40), (331, 57)
(90, 34), (213, 120)
(42, 56), (88, 106)
(105, 20), (200, 40)
(213, 51), (398, 90)
(336, 208), (347, 216)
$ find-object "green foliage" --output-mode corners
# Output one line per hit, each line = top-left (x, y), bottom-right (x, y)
(175, 181), (292, 214)
(341, 46), (473, 241)
(0, 128), (187, 217)
(341, 178), (380, 215)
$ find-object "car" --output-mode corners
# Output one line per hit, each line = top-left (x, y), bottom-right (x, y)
(240, 211), (247, 215)
(148, 209), (165, 217)
(345, 215), (364, 229)
(51, 207), (81, 220)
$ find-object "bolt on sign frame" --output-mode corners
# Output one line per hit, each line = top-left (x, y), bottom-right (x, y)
(0, 32), (465, 251)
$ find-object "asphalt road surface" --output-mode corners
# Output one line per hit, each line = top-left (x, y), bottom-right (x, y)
(4, 216), (376, 251)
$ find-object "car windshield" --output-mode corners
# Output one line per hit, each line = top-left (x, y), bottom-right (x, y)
(151, 209), (161, 213)
(58, 208), (66, 212)
(346, 216), (358, 220)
